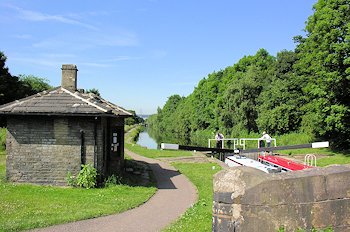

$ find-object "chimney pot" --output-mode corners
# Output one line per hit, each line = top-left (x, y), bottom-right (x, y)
(61, 64), (78, 91)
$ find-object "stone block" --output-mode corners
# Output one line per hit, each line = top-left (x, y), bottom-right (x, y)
(213, 165), (350, 231)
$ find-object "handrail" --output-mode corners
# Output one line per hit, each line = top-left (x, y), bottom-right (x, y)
(208, 138), (239, 149)
(239, 138), (277, 150)
(304, 154), (317, 167)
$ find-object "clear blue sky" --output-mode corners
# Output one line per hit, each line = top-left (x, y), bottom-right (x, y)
(0, 0), (316, 115)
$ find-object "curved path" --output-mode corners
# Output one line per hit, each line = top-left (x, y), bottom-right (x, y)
(31, 149), (197, 232)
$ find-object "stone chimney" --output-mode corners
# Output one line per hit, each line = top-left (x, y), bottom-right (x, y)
(61, 64), (78, 92)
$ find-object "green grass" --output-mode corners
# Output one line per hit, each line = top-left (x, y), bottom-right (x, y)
(0, 152), (5, 182)
(164, 162), (221, 232)
(125, 125), (193, 159)
(125, 143), (192, 159)
(0, 153), (157, 231)
(317, 154), (350, 167)
(0, 128), (6, 151)
(276, 148), (350, 167)
(125, 126), (219, 231)
(277, 148), (340, 156)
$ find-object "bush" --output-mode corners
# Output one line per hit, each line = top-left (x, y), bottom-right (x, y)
(65, 171), (77, 187)
(76, 164), (97, 189)
(104, 174), (123, 187)
(276, 132), (313, 146)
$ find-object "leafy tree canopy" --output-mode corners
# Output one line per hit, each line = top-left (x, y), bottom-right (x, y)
(149, 0), (350, 150)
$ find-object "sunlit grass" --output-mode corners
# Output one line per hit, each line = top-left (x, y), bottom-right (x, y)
(277, 148), (341, 156)
(125, 125), (193, 159)
(164, 162), (221, 232)
(125, 143), (192, 159)
(317, 154), (350, 167)
(0, 149), (156, 231)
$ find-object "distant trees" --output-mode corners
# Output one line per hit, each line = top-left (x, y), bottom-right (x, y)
(125, 110), (144, 125)
(149, 0), (350, 150)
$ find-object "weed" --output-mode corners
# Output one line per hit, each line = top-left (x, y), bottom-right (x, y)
(76, 164), (97, 189)
(104, 174), (123, 187)
(65, 171), (76, 187)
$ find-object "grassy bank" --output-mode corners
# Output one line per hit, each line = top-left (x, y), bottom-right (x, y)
(125, 125), (221, 231)
(125, 143), (192, 159)
(164, 162), (221, 232)
(0, 137), (157, 231)
(125, 125), (193, 159)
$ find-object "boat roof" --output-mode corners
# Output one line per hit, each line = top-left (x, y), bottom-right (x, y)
(225, 155), (279, 173)
(259, 155), (313, 171)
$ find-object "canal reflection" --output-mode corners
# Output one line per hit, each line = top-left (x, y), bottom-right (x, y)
(136, 130), (158, 149)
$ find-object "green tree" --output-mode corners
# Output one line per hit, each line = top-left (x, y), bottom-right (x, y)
(19, 74), (52, 94)
(257, 50), (305, 134)
(125, 110), (144, 125)
(295, 0), (350, 149)
(0, 52), (24, 105)
(223, 49), (275, 134)
(86, 88), (101, 96)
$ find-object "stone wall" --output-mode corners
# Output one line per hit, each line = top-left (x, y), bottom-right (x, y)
(6, 116), (103, 185)
(213, 165), (350, 232)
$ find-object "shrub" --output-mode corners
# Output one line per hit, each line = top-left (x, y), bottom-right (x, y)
(65, 171), (77, 187)
(104, 174), (123, 187)
(76, 164), (97, 189)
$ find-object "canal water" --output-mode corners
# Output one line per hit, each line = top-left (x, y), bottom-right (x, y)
(136, 130), (158, 149)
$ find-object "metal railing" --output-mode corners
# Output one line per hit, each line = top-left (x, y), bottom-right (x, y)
(239, 138), (277, 150)
(209, 138), (277, 150)
(208, 138), (239, 149)
(304, 154), (317, 167)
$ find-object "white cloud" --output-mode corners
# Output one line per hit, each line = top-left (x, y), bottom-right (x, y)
(6, 4), (98, 30)
(9, 52), (78, 68)
(10, 56), (61, 67)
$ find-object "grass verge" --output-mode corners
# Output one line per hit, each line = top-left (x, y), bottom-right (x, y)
(125, 125), (193, 159)
(276, 148), (350, 167)
(316, 154), (350, 167)
(125, 143), (192, 159)
(164, 162), (221, 232)
(0, 152), (156, 231)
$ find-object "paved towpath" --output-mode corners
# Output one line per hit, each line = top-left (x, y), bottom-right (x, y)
(31, 149), (197, 232)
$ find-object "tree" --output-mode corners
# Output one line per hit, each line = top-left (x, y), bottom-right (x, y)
(19, 74), (52, 94)
(295, 0), (350, 149)
(0, 52), (23, 105)
(125, 110), (144, 125)
(257, 50), (304, 134)
(86, 88), (101, 96)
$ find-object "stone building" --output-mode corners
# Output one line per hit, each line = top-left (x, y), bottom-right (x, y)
(0, 64), (132, 185)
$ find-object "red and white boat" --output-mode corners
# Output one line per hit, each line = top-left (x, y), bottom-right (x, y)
(225, 155), (280, 173)
(258, 155), (313, 172)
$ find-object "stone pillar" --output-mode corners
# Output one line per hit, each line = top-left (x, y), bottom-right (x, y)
(61, 64), (78, 92)
(212, 165), (350, 232)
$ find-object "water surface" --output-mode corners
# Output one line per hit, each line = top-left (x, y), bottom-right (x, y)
(136, 130), (158, 149)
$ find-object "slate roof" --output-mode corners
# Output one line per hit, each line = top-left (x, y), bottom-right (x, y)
(0, 87), (132, 117)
